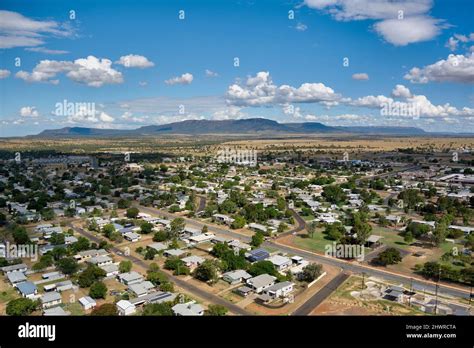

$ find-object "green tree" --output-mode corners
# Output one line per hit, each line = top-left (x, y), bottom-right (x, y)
(373, 247), (402, 266)
(323, 222), (345, 241)
(251, 232), (264, 247)
(164, 257), (190, 275)
(322, 185), (347, 204)
(6, 298), (37, 316)
(119, 260), (132, 273)
(71, 236), (90, 252)
(142, 302), (173, 316)
(153, 230), (168, 242)
(404, 232), (414, 244)
(301, 263), (323, 282)
(102, 223), (116, 239)
(91, 303), (117, 316)
(126, 207), (139, 219)
(432, 221), (448, 246)
(169, 218), (185, 238)
(56, 257), (79, 275)
(50, 232), (65, 245)
(78, 265), (106, 288)
(248, 260), (278, 277)
(352, 213), (372, 245)
(205, 304), (228, 316)
(12, 226), (29, 244)
(194, 260), (220, 283)
(231, 216), (246, 229)
(140, 222), (153, 234)
(307, 221), (318, 238)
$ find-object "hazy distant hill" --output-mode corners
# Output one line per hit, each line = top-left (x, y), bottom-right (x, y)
(35, 118), (427, 137)
(336, 126), (427, 135)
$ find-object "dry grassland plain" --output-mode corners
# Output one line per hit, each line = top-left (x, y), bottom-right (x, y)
(1, 135), (474, 156)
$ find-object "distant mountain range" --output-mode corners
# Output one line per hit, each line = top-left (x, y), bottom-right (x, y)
(34, 118), (428, 137)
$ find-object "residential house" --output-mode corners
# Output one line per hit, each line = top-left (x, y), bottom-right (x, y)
(79, 296), (97, 310)
(1, 263), (28, 274)
(7, 271), (27, 285)
(16, 281), (37, 299)
(163, 249), (186, 258)
(267, 255), (292, 271)
(212, 214), (235, 225)
(43, 306), (69, 316)
(172, 301), (204, 316)
(123, 232), (141, 242)
(128, 281), (155, 297)
(246, 274), (277, 293)
(246, 248), (270, 262)
(181, 255), (205, 270)
(41, 291), (62, 309)
(116, 300), (136, 316)
(118, 271), (144, 285)
(147, 243), (167, 253)
(222, 270), (252, 285)
(100, 263), (119, 277)
(264, 281), (294, 299)
(87, 255), (113, 267)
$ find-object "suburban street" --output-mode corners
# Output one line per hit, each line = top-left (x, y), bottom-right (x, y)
(67, 222), (251, 315)
(137, 205), (473, 301)
(292, 272), (350, 315)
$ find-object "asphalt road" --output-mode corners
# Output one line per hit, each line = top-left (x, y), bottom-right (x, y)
(278, 208), (307, 238)
(196, 195), (206, 213)
(67, 222), (250, 315)
(355, 165), (421, 185)
(292, 272), (350, 315)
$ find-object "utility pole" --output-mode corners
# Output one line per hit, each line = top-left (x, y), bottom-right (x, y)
(469, 284), (472, 308)
(434, 268), (441, 315)
(361, 272), (365, 290)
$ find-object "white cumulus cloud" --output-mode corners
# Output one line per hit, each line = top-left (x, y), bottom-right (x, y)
(352, 73), (369, 80)
(0, 69), (11, 79)
(20, 106), (39, 117)
(304, 0), (444, 46)
(404, 53), (474, 84)
(116, 54), (154, 68)
(15, 55), (124, 87)
(226, 71), (340, 106)
(165, 73), (194, 85)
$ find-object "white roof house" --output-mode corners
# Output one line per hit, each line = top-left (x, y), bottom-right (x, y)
(118, 271), (144, 285)
(7, 271), (27, 285)
(41, 291), (62, 309)
(79, 296), (97, 310)
(264, 281), (294, 299)
(87, 255), (113, 266)
(181, 255), (205, 268)
(124, 232), (141, 242)
(222, 270), (252, 284)
(163, 249), (186, 257)
(100, 263), (119, 277)
(43, 306), (69, 316)
(246, 274), (277, 293)
(116, 300), (136, 316)
(172, 301), (204, 316)
(128, 281), (155, 297)
(267, 255), (292, 271)
(147, 242), (167, 252)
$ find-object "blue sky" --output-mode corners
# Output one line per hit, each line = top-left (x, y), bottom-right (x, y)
(1, 0), (473, 136)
